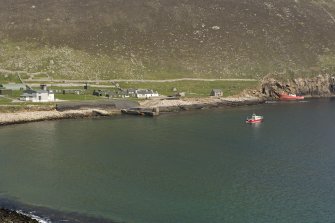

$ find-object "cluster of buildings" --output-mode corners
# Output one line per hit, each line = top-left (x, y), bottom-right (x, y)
(93, 88), (223, 98)
(93, 88), (159, 99)
(0, 81), (224, 103)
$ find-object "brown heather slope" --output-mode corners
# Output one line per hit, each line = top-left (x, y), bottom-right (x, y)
(0, 0), (335, 79)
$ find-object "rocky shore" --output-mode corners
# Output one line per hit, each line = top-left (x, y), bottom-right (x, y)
(3, 73), (335, 126)
(0, 208), (38, 223)
(0, 109), (116, 126)
(139, 96), (265, 112)
(0, 96), (264, 126)
(3, 72), (335, 126)
(261, 74), (335, 98)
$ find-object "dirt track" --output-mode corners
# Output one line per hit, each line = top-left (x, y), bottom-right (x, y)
(24, 78), (257, 83)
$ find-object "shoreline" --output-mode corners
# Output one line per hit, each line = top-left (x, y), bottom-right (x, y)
(0, 200), (119, 223)
(0, 95), (332, 222)
(0, 208), (39, 223)
(0, 97), (265, 126)
(0, 109), (120, 126)
(2, 95), (334, 126)
(139, 96), (265, 112)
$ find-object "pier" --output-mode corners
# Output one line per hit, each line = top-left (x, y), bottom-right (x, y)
(121, 107), (159, 117)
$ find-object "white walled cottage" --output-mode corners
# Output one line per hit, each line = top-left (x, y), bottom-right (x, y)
(20, 89), (55, 102)
(135, 89), (159, 99)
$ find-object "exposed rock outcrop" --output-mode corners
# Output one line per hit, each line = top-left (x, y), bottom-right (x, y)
(261, 74), (335, 99)
(0, 109), (118, 126)
(0, 208), (38, 223)
(140, 97), (265, 112)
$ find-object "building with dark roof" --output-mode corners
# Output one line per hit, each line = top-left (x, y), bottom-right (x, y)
(210, 89), (223, 97)
(20, 89), (55, 102)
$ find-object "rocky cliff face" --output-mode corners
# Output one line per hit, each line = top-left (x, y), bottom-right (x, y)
(261, 74), (335, 98)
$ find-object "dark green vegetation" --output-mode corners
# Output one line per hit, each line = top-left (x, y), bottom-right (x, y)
(0, 0), (334, 80)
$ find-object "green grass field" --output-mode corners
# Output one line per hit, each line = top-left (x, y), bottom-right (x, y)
(0, 80), (259, 109)
(55, 93), (98, 101)
(119, 80), (259, 97)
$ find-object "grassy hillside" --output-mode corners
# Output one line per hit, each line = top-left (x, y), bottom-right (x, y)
(0, 0), (335, 80)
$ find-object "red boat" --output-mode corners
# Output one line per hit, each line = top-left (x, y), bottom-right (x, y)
(246, 114), (263, 124)
(279, 93), (304, 100)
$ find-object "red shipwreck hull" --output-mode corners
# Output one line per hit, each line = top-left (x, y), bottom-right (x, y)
(279, 94), (304, 100)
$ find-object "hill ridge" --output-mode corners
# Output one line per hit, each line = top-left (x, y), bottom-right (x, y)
(0, 0), (335, 80)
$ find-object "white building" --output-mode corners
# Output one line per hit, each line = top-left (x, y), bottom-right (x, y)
(20, 89), (55, 102)
(135, 89), (159, 99)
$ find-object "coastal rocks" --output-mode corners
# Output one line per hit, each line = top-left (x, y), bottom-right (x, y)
(0, 208), (38, 223)
(0, 99), (139, 126)
(92, 109), (112, 116)
(0, 109), (115, 126)
(0, 97), (264, 125)
(261, 74), (335, 98)
(140, 97), (265, 113)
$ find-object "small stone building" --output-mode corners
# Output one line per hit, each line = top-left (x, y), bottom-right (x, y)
(93, 90), (108, 97)
(126, 89), (136, 97)
(210, 89), (223, 97)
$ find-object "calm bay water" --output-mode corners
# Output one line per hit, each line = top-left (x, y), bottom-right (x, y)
(1, 99), (335, 222)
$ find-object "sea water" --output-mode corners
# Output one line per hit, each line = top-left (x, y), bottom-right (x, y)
(0, 99), (335, 223)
